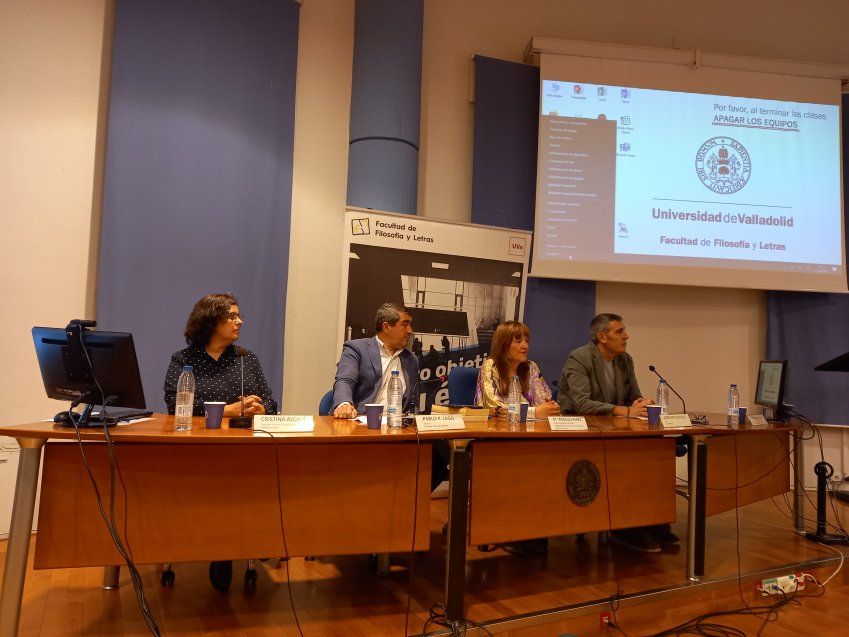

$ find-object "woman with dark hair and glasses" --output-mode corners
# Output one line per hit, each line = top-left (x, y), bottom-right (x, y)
(164, 292), (277, 419)
(163, 292), (277, 591)
(474, 321), (560, 419)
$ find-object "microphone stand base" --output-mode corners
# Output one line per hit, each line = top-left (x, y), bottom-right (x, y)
(229, 416), (253, 429)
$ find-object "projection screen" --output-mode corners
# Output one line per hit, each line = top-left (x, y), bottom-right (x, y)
(532, 47), (846, 292)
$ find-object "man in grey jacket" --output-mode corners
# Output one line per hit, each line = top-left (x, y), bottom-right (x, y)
(557, 313), (678, 552)
(557, 313), (650, 417)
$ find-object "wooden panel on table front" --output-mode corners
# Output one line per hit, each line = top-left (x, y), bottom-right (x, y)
(34, 441), (431, 569)
(469, 438), (676, 545)
(276, 443), (431, 556)
(705, 431), (790, 517)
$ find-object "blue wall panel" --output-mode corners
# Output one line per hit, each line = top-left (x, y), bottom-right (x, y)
(472, 55), (596, 387)
(97, 0), (299, 411)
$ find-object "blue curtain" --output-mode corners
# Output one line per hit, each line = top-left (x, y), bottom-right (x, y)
(96, 0), (299, 411)
(471, 55), (596, 386)
(765, 94), (849, 424)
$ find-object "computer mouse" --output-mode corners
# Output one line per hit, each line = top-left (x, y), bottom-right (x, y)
(53, 412), (78, 426)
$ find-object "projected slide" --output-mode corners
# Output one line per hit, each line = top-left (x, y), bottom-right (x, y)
(535, 80), (842, 279)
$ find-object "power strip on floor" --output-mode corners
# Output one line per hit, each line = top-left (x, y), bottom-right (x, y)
(758, 573), (805, 596)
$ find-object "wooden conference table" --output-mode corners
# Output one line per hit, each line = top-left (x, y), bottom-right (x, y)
(0, 413), (801, 635)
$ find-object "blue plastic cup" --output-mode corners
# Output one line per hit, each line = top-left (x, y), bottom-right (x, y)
(646, 405), (662, 425)
(738, 406), (747, 425)
(519, 403), (529, 423)
(365, 404), (383, 430)
(204, 402), (225, 429)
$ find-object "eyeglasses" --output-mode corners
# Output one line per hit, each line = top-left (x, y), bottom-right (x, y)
(226, 313), (245, 321)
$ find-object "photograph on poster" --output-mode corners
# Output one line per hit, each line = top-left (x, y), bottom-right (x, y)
(344, 243), (524, 409)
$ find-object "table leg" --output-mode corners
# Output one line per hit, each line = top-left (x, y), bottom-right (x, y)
(686, 434), (707, 581)
(792, 428), (805, 532)
(444, 439), (471, 622)
(0, 438), (45, 637)
(102, 566), (120, 590)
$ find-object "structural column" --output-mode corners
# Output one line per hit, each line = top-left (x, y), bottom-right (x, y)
(347, 0), (423, 214)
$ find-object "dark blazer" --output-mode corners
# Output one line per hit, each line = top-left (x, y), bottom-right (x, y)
(556, 342), (642, 415)
(332, 337), (419, 414)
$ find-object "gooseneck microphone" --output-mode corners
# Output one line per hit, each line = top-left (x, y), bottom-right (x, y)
(229, 346), (253, 428)
(648, 365), (687, 415)
(408, 375), (448, 416)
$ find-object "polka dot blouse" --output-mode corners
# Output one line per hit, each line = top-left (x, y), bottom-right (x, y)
(163, 344), (278, 416)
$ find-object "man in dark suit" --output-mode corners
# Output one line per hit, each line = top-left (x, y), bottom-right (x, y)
(332, 302), (448, 490)
(332, 302), (418, 417)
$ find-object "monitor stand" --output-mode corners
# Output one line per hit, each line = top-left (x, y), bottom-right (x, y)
(53, 396), (117, 428)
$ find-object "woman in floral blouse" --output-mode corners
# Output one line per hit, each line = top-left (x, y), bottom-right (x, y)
(474, 321), (561, 419)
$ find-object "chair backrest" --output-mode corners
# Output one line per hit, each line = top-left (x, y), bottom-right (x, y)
(447, 366), (479, 406)
(318, 389), (334, 416)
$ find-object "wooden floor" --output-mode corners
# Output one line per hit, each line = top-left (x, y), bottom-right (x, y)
(2, 491), (848, 636)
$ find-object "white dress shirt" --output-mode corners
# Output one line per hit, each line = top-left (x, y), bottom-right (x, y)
(373, 336), (406, 406)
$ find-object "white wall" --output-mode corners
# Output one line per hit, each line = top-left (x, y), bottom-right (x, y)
(0, 0), (110, 535)
(596, 283), (766, 413)
(0, 0), (111, 426)
(281, 0), (355, 412)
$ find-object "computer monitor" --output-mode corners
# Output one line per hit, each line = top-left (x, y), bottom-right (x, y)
(32, 322), (147, 426)
(754, 360), (788, 421)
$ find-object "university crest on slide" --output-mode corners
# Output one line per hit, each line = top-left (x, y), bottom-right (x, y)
(695, 136), (751, 194)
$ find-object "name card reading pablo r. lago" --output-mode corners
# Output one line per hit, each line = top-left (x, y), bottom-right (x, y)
(548, 416), (589, 431)
(659, 414), (692, 429)
(254, 415), (314, 436)
(415, 414), (466, 431)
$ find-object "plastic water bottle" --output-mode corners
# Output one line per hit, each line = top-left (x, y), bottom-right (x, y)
(387, 370), (404, 428)
(507, 375), (521, 424)
(727, 384), (740, 425)
(174, 366), (195, 431)
(656, 379), (669, 415)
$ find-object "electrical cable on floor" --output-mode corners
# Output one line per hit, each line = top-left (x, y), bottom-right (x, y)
(811, 538), (846, 587)
(588, 423), (627, 636)
(72, 328), (160, 636)
(404, 419), (423, 637)
(777, 421), (849, 538)
(774, 412), (849, 540)
(619, 415), (831, 636)
(253, 428), (304, 637)
(788, 409), (849, 538)
(704, 416), (812, 494)
(422, 602), (494, 637)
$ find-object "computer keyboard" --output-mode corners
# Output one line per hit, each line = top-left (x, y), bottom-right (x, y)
(88, 406), (153, 422)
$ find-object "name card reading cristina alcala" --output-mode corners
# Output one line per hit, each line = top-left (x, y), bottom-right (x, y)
(253, 415), (314, 436)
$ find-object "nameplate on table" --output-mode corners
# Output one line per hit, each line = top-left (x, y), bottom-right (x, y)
(415, 414), (466, 431)
(253, 415), (314, 436)
(660, 413), (692, 428)
(748, 414), (769, 428)
(548, 416), (589, 431)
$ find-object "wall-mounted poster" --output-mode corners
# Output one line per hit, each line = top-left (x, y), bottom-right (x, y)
(340, 208), (532, 411)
